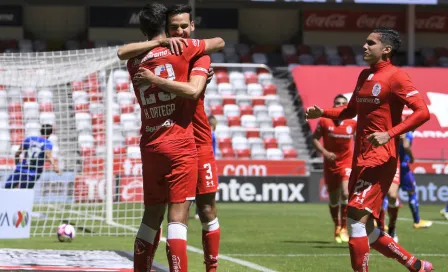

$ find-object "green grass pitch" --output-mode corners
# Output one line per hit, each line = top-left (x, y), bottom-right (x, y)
(1, 203), (447, 271)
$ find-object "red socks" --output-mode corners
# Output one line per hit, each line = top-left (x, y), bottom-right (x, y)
(202, 218), (220, 272)
(371, 231), (418, 271)
(134, 224), (159, 272)
(166, 222), (188, 272)
(329, 204), (340, 227)
(347, 218), (370, 272)
(349, 236), (370, 272)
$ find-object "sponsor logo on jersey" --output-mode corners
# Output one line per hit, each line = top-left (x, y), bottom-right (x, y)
(372, 83), (381, 96)
(356, 97), (380, 104)
(346, 125), (353, 134)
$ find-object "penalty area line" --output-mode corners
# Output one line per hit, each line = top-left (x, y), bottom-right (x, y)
(107, 221), (277, 272)
(398, 217), (448, 225)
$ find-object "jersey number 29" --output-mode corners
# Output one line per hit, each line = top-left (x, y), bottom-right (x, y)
(139, 64), (176, 106)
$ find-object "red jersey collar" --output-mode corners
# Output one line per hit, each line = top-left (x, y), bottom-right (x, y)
(370, 60), (391, 71)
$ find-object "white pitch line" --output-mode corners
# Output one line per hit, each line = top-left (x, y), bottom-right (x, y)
(398, 217), (448, 225)
(107, 221), (277, 272)
(225, 253), (448, 257)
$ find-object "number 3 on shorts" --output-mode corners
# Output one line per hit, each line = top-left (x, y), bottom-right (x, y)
(203, 163), (213, 180)
(353, 179), (372, 204)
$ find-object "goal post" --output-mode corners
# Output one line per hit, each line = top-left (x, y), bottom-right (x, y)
(0, 47), (143, 236)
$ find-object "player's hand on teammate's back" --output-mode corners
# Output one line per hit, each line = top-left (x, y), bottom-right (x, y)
(133, 67), (156, 87)
(159, 37), (188, 55)
(324, 151), (337, 162)
(305, 105), (324, 119)
(206, 68), (215, 84)
(367, 132), (391, 148)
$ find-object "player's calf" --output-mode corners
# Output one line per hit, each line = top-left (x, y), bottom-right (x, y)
(135, 204), (166, 272)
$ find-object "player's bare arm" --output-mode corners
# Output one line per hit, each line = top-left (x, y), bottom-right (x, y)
(133, 66), (206, 100)
(45, 149), (61, 174)
(14, 146), (22, 165)
(312, 123), (336, 161)
(117, 37), (188, 60)
(203, 38), (225, 54)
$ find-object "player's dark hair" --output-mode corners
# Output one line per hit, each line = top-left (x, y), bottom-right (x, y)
(334, 94), (348, 102)
(372, 27), (402, 57)
(41, 124), (53, 137)
(208, 115), (216, 122)
(167, 4), (193, 22)
(139, 3), (167, 39)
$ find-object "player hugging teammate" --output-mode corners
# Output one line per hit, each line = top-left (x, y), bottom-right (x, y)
(118, 3), (223, 272)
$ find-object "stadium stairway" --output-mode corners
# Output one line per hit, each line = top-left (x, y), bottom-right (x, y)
(273, 68), (310, 161)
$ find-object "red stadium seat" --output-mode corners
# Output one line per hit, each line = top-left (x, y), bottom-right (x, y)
(240, 105), (253, 116)
(227, 116), (241, 127)
(246, 128), (260, 139)
(244, 73), (258, 84)
(8, 102), (22, 113)
(216, 71), (229, 84)
(113, 114), (120, 124)
(338, 45), (354, 56)
(9, 112), (23, 124)
(434, 47), (448, 57)
(283, 148), (298, 159)
(284, 54), (298, 65)
(86, 80), (100, 93)
(221, 147), (235, 159)
(113, 146), (127, 155)
(71, 81), (84, 92)
(315, 55), (328, 65)
(0, 85), (5, 91)
(240, 54), (252, 63)
(82, 157), (105, 174)
(222, 96), (236, 105)
(218, 137), (232, 149)
(80, 147), (96, 157)
(75, 103), (89, 113)
(116, 82), (130, 92)
(92, 114), (104, 125)
(121, 104), (134, 114)
(264, 137), (278, 149)
(297, 44), (311, 56)
(342, 55), (356, 65)
(263, 84), (277, 95)
(39, 102), (54, 112)
(10, 132), (24, 145)
(211, 105), (223, 115)
(272, 116), (287, 127)
(236, 148), (251, 159)
(125, 136), (140, 146)
(92, 124), (104, 135)
(89, 93), (103, 102)
(252, 98), (265, 106)
(94, 134), (105, 146)
(23, 91), (36, 102)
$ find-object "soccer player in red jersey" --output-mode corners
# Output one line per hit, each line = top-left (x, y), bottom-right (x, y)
(306, 28), (433, 271)
(120, 3), (224, 272)
(118, 4), (221, 271)
(312, 94), (356, 243)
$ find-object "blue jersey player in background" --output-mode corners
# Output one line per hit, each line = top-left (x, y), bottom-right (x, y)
(399, 131), (432, 229)
(4, 124), (60, 189)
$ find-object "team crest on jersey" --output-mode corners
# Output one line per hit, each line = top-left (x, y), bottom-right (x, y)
(372, 83), (381, 96)
(346, 126), (353, 134)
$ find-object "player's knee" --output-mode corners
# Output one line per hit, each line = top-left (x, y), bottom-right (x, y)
(142, 204), (166, 229)
(196, 193), (217, 222)
(167, 202), (191, 224)
(347, 206), (370, 222)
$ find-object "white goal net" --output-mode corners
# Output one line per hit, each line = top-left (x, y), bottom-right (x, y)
(0, 47), (143, 236)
